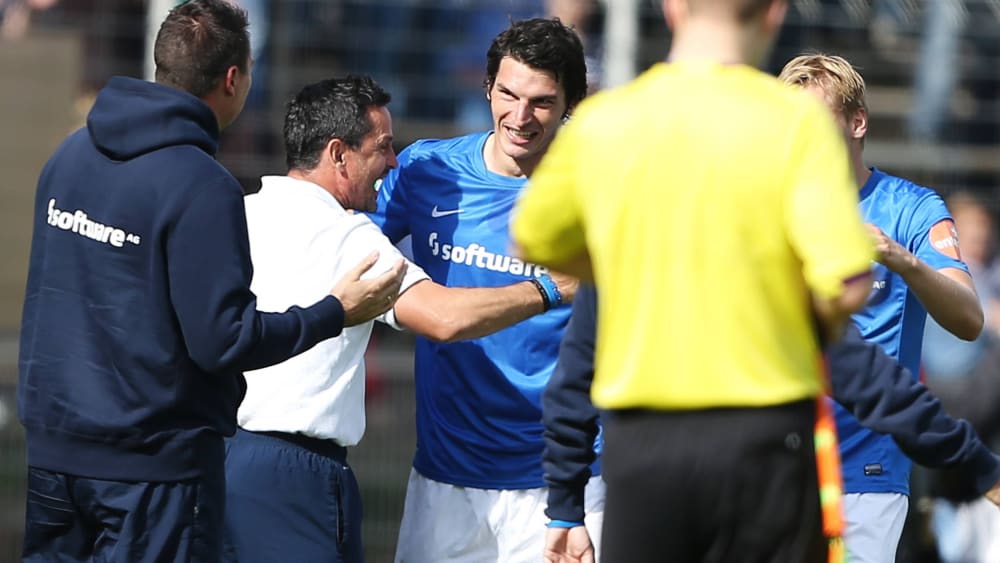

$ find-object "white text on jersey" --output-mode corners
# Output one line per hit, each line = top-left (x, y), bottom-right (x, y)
(427, 231), (547, 277)
(46, 198), (141, 248)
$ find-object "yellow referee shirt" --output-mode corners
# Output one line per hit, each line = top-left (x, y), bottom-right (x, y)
(512, 62), (874, 410)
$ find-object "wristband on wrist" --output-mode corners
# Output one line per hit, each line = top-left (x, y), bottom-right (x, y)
(529, 278), (552, 311)
(535, 273), (563, 309)
(547, 519), (585, 528)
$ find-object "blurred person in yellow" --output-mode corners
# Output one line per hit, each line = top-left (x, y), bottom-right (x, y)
(780, 53), (983, 563)
(511, 0), (874, 561)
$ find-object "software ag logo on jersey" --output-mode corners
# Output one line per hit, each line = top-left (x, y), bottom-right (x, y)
(426, 231), (548, 277)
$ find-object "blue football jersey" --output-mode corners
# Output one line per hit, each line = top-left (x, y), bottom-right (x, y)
(368, 132), (574, 489)
(835, 168), (968, 495)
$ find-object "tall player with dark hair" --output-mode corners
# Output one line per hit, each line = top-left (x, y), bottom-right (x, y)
(367, 17), (601, 563)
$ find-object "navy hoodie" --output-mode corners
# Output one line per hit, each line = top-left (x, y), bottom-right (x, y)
(542, 286), (1000, 523)
(18, 76), (346, 481)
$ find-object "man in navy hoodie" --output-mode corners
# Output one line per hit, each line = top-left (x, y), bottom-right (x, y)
(17, 1), (404, 561)
(541, 285), (1000, 563)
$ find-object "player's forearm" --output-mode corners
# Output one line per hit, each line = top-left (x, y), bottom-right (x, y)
(395, 280), (545, 342)
(902, 263), (983, 341)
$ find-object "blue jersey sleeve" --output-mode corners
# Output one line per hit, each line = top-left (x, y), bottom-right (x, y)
(368, 143), (418, 243)
(906, 192), (969, 274)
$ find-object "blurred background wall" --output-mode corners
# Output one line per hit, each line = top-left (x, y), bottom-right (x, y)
(1, 1), (998, 561)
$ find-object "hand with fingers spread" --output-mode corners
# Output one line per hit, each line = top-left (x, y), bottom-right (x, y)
(331, 251), (406, 326)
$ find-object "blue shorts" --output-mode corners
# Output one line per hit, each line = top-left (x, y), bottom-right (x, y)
(22, 465), (224, 563)
(223, 428), (363, 563)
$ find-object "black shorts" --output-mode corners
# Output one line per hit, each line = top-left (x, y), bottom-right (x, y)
(600, 400), (825, 563)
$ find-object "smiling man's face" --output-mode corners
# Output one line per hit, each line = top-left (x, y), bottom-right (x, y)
(487, 56), (567, 176)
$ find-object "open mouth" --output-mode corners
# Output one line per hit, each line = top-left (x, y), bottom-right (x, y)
(504, 125), (537, 143)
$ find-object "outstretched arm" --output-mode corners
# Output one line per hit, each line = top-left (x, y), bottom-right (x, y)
(827, 323), (1000, 499)
(393, 272), (578, 343)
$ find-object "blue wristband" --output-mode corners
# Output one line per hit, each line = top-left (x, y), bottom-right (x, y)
(547, 519), (584, 528)
(536, 274), (563, 309)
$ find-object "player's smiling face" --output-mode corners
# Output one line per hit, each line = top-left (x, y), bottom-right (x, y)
(488, 56), (567, 171)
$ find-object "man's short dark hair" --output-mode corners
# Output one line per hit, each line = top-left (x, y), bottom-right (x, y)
(484, 18), (588, 116)
(154, 0), (251, 98)
(283, 75), (392, 171)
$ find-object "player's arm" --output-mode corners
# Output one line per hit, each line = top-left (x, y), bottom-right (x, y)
(902, 262), (980, 341)
(867, 221), (982, 340)
(542, 285), (600, 558)
(828, 323), (1000, 501)
(169, 179), (390, 373)
(392, 273), (577, 343)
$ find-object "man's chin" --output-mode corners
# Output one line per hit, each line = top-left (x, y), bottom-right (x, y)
(501, 142), (537, 162)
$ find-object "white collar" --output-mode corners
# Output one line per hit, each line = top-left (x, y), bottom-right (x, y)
(257, 175), (347, 214)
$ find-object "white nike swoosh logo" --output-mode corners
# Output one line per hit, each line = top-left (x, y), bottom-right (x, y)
(431, 206), (464, 218)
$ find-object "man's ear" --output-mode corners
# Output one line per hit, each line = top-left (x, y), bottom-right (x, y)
(326, 138), (348, 171)
(850, 107), (868, 141)
(223, 65), (239, 96)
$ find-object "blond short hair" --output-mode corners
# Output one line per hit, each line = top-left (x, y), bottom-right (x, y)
(777, 53), (867, 117)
